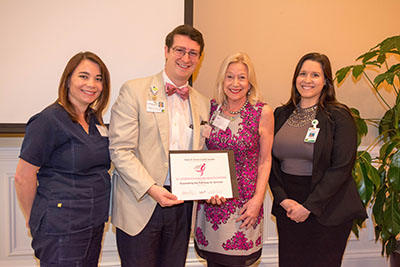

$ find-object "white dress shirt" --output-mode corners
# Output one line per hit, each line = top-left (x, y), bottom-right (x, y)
(162, 71), (193, 185)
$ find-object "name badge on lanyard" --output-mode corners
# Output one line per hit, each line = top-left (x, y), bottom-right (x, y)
(304, 119), (320, 143)
(210, 104), (230, 131)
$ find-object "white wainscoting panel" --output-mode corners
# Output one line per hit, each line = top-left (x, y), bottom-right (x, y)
(0, 140), (390, 266)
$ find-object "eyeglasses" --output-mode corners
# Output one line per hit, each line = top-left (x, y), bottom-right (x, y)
(171, 47), (200, 59)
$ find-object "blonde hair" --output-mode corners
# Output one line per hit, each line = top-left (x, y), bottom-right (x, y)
(214, 52), (261, 105)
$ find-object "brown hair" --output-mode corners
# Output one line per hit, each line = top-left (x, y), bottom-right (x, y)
(285, 52), (348, 111)
(57, 51), (110, 124)
(165, 24), (205, 55)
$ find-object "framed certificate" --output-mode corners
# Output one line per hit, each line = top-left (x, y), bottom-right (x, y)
(169, 150), (238, 200)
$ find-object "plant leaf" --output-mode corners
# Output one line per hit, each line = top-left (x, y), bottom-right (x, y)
(378, 165), (387, 185)
(353, 160), (366, 202)
(383, 193), (400, 238)
(380, 226), (391, 245)
(353, 158), (373, 205)
(373, 186), (386, 225)
(380, 36), (400, 54)
(397, 89), (400, 105)
(377, 53), (386, 64)
(374, 72), (396, 86)
(356, 51), (378, 63)
(356, 151), (381, 190)
(365, 61), (381, 67)
(351, 107), (368, 146)
(388, 166), (400, 190)
(384, 72), (395, 85)
(386, 73), (395, 85)
(387, 149), (400, 190)
(386, 63), (400, 73)
(395, 102), (400, 129)
(379, 140), (398, 164)
(335, 66), (352, 84)
(367, 162), (381, 188)
(396, 40), (400, 54)
(351, 220), (360, 238)
(374, 73), (387, 86)
(375, 225), (382, 242)
(379, 108), (396, 141)
(352, 64), (365, 79)
(351, 218), (367, 238)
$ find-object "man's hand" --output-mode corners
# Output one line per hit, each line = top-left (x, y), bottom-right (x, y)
(147, 185), (184, 207)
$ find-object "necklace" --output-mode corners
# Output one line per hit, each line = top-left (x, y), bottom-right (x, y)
(225, 99), (248, 115)
(286, 104), (318, 127)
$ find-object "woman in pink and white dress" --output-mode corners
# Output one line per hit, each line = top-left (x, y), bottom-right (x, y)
(194, 52), (274, 267)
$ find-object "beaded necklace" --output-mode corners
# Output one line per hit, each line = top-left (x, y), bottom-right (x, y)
(286, 104), (318, 127)
(225, 99), (248, 115)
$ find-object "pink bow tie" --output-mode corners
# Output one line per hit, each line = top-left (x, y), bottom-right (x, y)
(165, 83), (189, 100)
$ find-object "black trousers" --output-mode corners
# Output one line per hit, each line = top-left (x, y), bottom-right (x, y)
(276, 213), (352, 267)
(116, 201), (193, 267)
(275, 172), (353, 267)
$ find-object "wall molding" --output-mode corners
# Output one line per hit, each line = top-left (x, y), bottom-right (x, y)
(0, 141), (389, 267)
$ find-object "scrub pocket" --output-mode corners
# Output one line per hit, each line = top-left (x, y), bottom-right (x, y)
(45, 188), (94, 234)
(58, 227), (93, 261)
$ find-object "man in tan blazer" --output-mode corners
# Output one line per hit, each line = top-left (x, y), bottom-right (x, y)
(109, 25), (209, 267)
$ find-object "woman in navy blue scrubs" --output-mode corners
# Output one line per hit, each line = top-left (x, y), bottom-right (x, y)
(15, 51), (111, 266)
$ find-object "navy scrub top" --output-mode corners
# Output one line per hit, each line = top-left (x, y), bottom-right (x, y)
(20, 103), (111, 235)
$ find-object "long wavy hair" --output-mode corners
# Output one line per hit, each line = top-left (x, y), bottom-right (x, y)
(285, 52), (349, 112)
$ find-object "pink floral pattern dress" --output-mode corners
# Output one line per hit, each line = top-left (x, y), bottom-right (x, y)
(195, 99), (265, 265)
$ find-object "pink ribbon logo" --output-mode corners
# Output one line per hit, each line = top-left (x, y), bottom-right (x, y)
(195, 163), (206, 176)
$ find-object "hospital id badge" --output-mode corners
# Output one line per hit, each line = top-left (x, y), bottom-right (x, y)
(146, 100), (165, 113)
(304, 127), (320, 143)
(304, 119), (320, 143)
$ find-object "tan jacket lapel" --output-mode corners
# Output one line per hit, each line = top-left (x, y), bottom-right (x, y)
(149, 73), (169, 158)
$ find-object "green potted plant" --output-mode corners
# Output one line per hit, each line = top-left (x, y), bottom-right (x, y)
(335, 35), (400, 258)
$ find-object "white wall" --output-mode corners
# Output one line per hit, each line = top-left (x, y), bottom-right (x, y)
(193, 0), (400, 146)
(0, 0), (184, 124)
